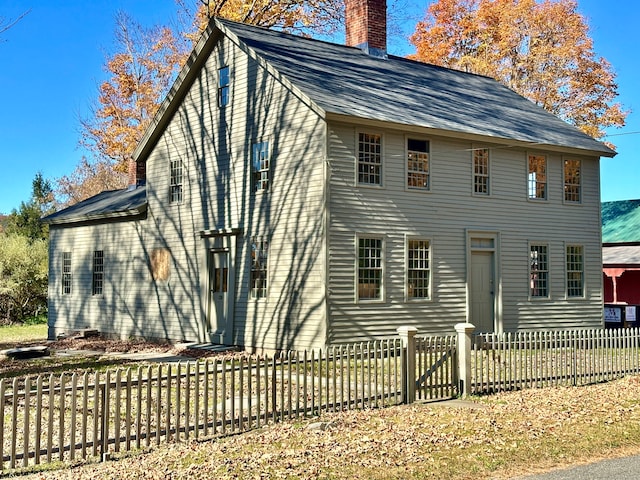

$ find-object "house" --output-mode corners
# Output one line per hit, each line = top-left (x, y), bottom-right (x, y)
(44, 0), (615, 351)
(602, 199), (640, 325)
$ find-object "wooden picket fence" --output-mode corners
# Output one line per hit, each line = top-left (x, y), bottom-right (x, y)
(1, 339), (410, 471)
(470, 328), (640, 394)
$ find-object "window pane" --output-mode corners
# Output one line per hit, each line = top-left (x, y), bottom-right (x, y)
(407, 138), (429, 190)
(407, 239), (430, 299)
(251, 236), (268, 298)
(564, 159), (581, 203)
(474, 148), (489, 195)
(218, 66), (230, 107)
(358, 237), (382, 300)
(530, 244), (549, 297)
(92, 250), (104, 296)
(358, 133), (382, 185)
(566, 245), (584, 297)
(170, 159), (183, 203)
(62, 252), (72, 295)
(253, 142), (270, 192)
(528, 155), (547, 199)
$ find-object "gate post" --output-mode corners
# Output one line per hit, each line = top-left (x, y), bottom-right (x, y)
(455, 323), (475, 397)
(397, 326), (417, 404)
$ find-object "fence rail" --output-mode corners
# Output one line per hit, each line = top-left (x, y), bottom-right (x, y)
(0, 339), (406, 471)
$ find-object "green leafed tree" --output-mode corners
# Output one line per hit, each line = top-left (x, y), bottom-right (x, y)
(6, 172), (56, 241)
(409, 0), (626, 142)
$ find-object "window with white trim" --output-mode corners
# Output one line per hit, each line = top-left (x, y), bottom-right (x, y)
(252, 141), (270, 192)
(358, 236), (383, 301)
(218, 66), (229, 107)
(250, 236), (268, 299)
(62, 252), (72, 295)
(357, 133), (382, 185)
(528, 154), (547, 200)
(564, 159), (581, 203)
(92, 250), (104, 296)
(407, 138), (430, 190)
(529, 244), (549, 298)
(474, 148), (490, 195)
(170, 159), (183, 203)
(566, 245), (584, 297)
(407, 239), (431, 300)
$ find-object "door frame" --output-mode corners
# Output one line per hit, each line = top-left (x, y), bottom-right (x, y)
(466, 230), (502, 333)
(199, 229), (240, 344)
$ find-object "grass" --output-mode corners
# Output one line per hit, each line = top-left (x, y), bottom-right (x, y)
(0, 322), (48, 347)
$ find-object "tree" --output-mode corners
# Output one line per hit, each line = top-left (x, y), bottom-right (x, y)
(409, 0), (626, 141)
(6, 173), (55, 241)
(0, 9), (29, 39)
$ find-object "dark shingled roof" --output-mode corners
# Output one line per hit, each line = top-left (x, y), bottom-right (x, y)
(42, 186), (147, 225)
(215, 18), (614, 157)
(602, 199), (640, 244)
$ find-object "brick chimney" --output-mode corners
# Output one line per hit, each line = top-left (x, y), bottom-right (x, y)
(345, 0), (387, 57)
(127, 158), (146, 189)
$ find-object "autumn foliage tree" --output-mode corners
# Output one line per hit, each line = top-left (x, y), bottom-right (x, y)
(410, 0), (626, 141)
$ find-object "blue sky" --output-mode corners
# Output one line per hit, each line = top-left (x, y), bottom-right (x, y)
(0, 0), (638, 214)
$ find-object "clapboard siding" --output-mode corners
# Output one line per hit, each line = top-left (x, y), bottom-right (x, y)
(326, 121), (603, 343)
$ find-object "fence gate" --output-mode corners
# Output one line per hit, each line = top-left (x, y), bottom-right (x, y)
(415, 335), (458, 400)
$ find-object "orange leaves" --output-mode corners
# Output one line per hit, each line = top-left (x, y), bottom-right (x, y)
(410, 0), (627, 142)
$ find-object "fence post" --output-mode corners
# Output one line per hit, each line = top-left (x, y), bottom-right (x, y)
(397, 326), (417, 404)
(455, 323), (475, 397)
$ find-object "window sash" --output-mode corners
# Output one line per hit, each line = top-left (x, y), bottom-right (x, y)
(358, 237), (383, 300)
(564, 159), (581, 203)
(92, 250), (104, 296)
(407, 138), (429, 190)
(252, 142), (270, 192)
(251, 236), (268, 299)
(62, 252), (72, 295)
(407, 239), (430, 299)
(528, 155), (547, 199)
(566, 245), (584, 297)
(170, 159), (183, 203)
(218, 66), (230, 107)
(529, 244), (549, 297)
(358, 133), (382, 185)
(474, 148), (489, 195)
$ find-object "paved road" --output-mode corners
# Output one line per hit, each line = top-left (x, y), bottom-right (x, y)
(516, 455), (640, 479)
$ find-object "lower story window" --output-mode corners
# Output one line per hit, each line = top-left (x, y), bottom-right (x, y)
(251, 236), (268, 299)
(62, 252), (72, 295)
(358, 236), (383, 301)
(566, 245), (584, 297)
(529, 244), (549, 298)
(407, 239), (430, 299)
(92, 250), (104, 296)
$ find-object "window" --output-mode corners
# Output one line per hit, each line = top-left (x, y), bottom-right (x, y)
(529, 244), (549, 298)
(250, 236), (268, 299)
(92, 250), (104, 296)
(62, 252), (72, 295)
(566, 245), (584, 298)
(252, 141), (270, 192)
(564, 159), (581, 203)
(528, 154), (547, 200)
(218, 66), (230, 107)
(358, 133), (382, 185)
(170, 159), (183, 203)
(474, 148), (490, 195)
(358, 237), (383, 301)
(407, 138), (430, 190)
(407, 239), (430, 300)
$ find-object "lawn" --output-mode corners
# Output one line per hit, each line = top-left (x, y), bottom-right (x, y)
(0, 322), (48, 347)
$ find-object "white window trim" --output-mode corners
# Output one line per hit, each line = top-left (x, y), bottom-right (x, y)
(528, 241), (550, 300)
(472, 145), (491, 197)
(355, 233), (385, 304)
(405, 134), (432, 193)
(405, 235), (433, 302)
(565, 243), (585, 300)
(526, 152), (548, 202)
(355, 130), (385, 189)
(562, 157), (582, 205)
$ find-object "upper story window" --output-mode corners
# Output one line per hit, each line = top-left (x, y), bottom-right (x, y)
(407, 138), (430, 190)
(170, 159), (183, 203)
(529, 244), (549, 298)
(250, 236), (268, 299)
(357, 133), (382, 186)
(564, 159), (581, 203)
(528, 154), (547, 200)
(473, 148), (490, 195)
(62, 252), (72, 295)
(357, 236), (383, 301)
(92, 250), (104, 296)
(252, 141), (270, 192)
(566, 245), (584, 298)
(218, 66), (230, 107)
(407, 239), (431, 300)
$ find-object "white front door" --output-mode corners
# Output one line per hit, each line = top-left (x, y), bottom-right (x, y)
(470, 250), (495, 333)
(208, 250), (229, 342)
